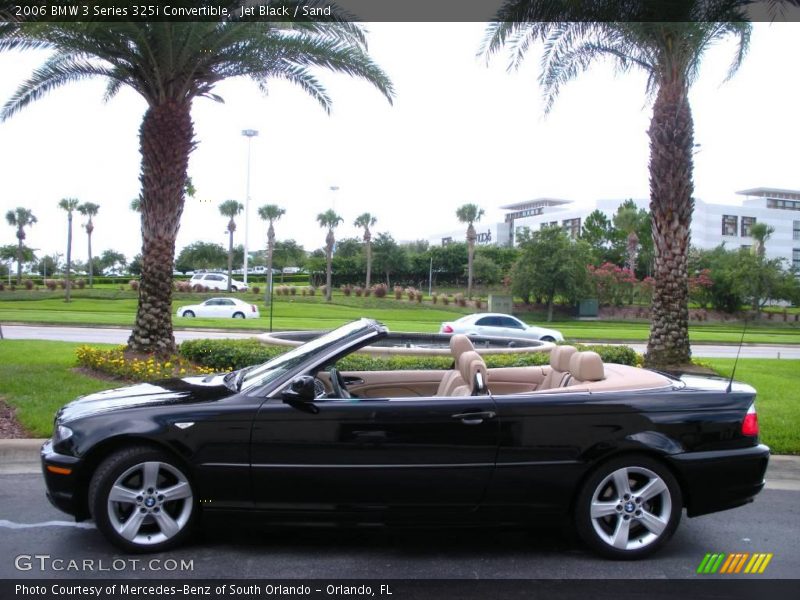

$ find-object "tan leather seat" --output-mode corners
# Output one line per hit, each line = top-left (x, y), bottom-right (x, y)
(567, 351), (605, 386)
(539, 345), (577, 390)
(436, 334), (475, 396)
(450, 350), (489, 396)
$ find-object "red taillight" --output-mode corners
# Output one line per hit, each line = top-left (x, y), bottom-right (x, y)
(442, 324), (453, 333)
(742, 404), (759, 436)
(251, 304), (257, 313)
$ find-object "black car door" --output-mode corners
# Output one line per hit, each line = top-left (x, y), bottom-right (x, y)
(250, 394), (499, 515)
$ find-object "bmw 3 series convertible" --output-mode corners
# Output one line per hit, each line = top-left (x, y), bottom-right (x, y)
(41, 319), (769, 559)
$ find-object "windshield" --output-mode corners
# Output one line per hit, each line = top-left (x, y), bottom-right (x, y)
(239, 319), (382, 392)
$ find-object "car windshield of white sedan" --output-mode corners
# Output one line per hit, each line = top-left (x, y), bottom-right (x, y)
(239, 320), (379, 391)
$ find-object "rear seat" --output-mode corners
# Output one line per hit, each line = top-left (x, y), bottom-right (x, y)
(538, 345), (577, 390)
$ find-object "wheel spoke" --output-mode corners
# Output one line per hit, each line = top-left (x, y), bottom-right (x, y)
(612, 468), (631, 499)
(152, 511), (180, 538)
(161, 481), (191, 502)
(638, 509), (667, 536)
(591, 501), (618, 519)
(637, 478), (667, 502)
(118, 510), (146, 541)
(108, 484), (140, 505)
(141, 462), (160, 490)
(610, 517), (631, 549)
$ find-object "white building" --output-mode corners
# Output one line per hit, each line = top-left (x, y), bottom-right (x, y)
(429, 188), (800, 269)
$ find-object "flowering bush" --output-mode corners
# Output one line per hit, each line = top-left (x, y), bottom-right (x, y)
(587, 263), (637, 306)
(76, 345), (216, 382)
(393, 285), (403, 300)
(341, 284), (352, 297)
(354, 286), (363, 297)
(372, 283), (387, 298)
(23, 279), (34, 290)
(129, 279), (139, 291)
(689, 269), (714, 308)
(45, 279), (58, 291)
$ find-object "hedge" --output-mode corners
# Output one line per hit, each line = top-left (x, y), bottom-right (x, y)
(178, 338), (641, 372)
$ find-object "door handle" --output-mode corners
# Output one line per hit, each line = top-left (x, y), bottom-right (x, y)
(343, 376), (365, 386)
(352, 430), (387, 442)
(451, 410), (496, 425)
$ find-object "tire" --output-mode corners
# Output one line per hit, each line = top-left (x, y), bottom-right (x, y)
(541, 336), (555, 343)
(232, 312), (245, 319)
(89, 446), (197, 553)
(574, 454), (682, 560)
(231, 286), (238, 292)
(182, 310), (195, 318)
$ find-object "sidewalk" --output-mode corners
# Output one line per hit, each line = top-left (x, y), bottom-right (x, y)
(1, 439), (798, 489)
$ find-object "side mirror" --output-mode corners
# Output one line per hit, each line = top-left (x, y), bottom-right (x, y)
(282, 376), (319, 413)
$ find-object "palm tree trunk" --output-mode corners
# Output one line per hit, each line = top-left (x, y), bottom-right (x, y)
(466, 224), (476, 298)
(227, 224), (234, 292)
(87, 221), (93, 288)
(266, 223), (275, 306)
(127, 100), (194, 356)
(644, 78), (693, 368)
(325, 230), (334, 301)
(365, 241), (372, 289)
(15, 232), (23, 284)
(65, 212), (72, 303)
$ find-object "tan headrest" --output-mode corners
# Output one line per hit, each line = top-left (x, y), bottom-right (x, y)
(458, 350), (487, 391)
(551, 345), (577, 372)
(450, 334), (475, 359)
(569, 351), (605, 382)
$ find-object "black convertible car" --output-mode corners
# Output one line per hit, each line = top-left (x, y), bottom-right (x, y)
(42, 319), (769, 559)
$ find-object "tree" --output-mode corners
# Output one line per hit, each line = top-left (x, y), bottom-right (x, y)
(316, 209), (343, 301)
(257, 204), (285, 304)
(750, 222), (775, 259)
(482, 1), (751, 366)
(372, 233), (407, 288)
(512, 226), (591, 322)
(77, 202), (100, 286)
(99, 249), (127, 273)
(455, 203), (485, 298)
(273, 240), (306, 280)
(2, 16), (393, 354)
(58, 198), (79, 301)
(354, 212), (377, 288)
(4, 208), (36, 283)
(219, 200), (244, 292)
(581, 210), (615, 265)
(613, 205), (643, 273)
(175, 242), (227, 273)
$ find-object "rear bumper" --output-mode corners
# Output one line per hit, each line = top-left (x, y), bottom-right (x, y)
(41, 439), (88, 520)
(668, 444), (770, 517)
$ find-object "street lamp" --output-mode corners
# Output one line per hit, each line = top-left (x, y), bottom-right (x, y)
(241, 129), (259, 286)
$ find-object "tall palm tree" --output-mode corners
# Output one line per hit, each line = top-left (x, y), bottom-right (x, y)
(58, 198), (79, 302)
(77, 202), (100, 287)
(354, 212), (377, 289)
(481, 1), (750, 367)
(750, 222), (774, 259)
(258, 204), (286, 305)
(4, 207), (36, 284)
(219, 200), (244, 292)
(316, 209), (344, 302)
(455, 203), (485, 298)
(1, 12), (393, 355)
(613, 206), (642, 273)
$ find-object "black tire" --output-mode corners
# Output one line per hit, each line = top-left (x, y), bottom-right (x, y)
(574, 454), (682, 560)
(89, 446), (197, 553)
(541, 336), (556, 342)
(232, 312), (245, 319)
(182, 310), (195, 318)
(231, 286), (238, 292)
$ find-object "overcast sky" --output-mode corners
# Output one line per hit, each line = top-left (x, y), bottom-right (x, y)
(1, 22), (798, 266)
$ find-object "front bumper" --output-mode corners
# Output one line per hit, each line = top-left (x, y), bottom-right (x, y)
(41, 439), (88, 520)
(668, 443), (770, 517)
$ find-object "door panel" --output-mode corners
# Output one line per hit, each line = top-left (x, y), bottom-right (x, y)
(341, 369), (444, 398)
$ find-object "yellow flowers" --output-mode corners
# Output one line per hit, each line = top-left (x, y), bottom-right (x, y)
(75, 345), (214, 382)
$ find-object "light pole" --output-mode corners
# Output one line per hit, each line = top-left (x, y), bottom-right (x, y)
(242, 129), (259, 286)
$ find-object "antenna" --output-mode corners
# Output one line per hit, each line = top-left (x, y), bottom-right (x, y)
(726, 317), (748, 393)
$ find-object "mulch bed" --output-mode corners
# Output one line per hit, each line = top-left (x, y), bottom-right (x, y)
(0, 397), (31, 439)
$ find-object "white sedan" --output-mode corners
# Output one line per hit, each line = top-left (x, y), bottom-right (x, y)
(176, 297), (260, 319)
(440, 313), (563, 342)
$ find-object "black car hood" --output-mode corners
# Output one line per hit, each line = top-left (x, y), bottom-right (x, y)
(58, 375), (235, 423)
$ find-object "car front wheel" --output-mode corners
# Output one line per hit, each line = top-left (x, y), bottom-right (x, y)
(541, 336), (555, 342)
(232, 312), (245, 319)
(574, 454), (682, 559)
(182, 310), (195, 318)
(89, 446), (197, 553)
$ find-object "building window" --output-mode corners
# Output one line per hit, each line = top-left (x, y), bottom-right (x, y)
(767, 198), (800, 211)
(562, 218), (581, 239)
(794, 221), (800, 240)
(722, 215), (738, 236)
(740, 245), (752, 252)
(794, 249), (800, 270)
(741, 216), (756, 237)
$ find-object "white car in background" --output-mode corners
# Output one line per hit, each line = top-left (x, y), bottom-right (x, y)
(440, 313), (564, 342)
(176, 297), (260, 319)
(189, 272), (247, 291)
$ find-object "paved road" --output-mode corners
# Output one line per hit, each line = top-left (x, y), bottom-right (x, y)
(2, 324), (800, 359)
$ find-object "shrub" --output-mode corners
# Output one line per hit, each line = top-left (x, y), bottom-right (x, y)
(76, 278), (86, 289)
(192, 283), (205, 292)
(441, 295), (450, 306)
(252, 286), (260, 295)
(59, 280), (71, 290)
(373, 283), (387, 298)
(394, 285), (403, 300)
(308, 286), (316, 296)
(9, 284), (16, 292)
(76, 345), (215, 382)
(431, 292), (438, 304)
(363, 286), (372, 297)
(289, 286), (297, 296)
(45, 279), (58, 291)
(341, 284), (352, 297)
(301, 287), (308, 296)
(179, 338), (284, 371)
(406, 287), (417, 301)
(175, 281), (192, 293)
(319, 285), (328, 297)
(454, 293), (466, 307)
(0, 282), (4, 292)
(416, 292), (423, 303)
(23, 279), (34, 290)
(354, 286), (363, 297)
(129, 280), (140, 291)
(474, 298), (482, 309)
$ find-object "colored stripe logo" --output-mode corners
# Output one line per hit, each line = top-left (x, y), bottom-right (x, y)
(697, 553), (773, 574)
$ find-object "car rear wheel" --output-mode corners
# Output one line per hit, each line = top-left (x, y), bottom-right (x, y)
(574, 454), (681, 559)
(232, 312), (245, 319)
(182, 310), (195, 318)
(89, 446), (197, 553)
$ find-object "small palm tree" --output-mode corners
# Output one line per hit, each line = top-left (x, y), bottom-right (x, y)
(317, 209), (344, 301)
(613, 207), (642, 273)
(750, 222), (775, 259)
(4, 207), (37, 284)
(258, 204), (286, 305)
(219, 200), (244, 292)
(354, 212), (377, 289)
(77, 202), (100, 287)
(456, 203), (485, 298)
(58, 198), (80, 302)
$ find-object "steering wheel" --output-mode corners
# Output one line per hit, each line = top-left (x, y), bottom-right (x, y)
(327, 366), (351, 399)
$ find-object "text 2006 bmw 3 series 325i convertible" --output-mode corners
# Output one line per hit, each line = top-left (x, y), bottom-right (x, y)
(41, 319), (769, 559)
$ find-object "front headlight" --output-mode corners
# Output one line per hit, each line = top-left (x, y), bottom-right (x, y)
(53, 424), (74, 445)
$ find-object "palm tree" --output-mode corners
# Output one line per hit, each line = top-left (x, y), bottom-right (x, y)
(219, 200), (244, 292)
(58, 198), (79, 302)
(316, 209), (344, 302)
(455, 203), (485, 298)
(750, 222), (775, 259)
(258, 204), (286, 305)
(77, 202), (100, 287)
(4, 207), (36, 284)
(481, 1), (750, 367)
(354, 212), (377, 289)
(613, 206), (642, 273)
(1, 15), (393, 355)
